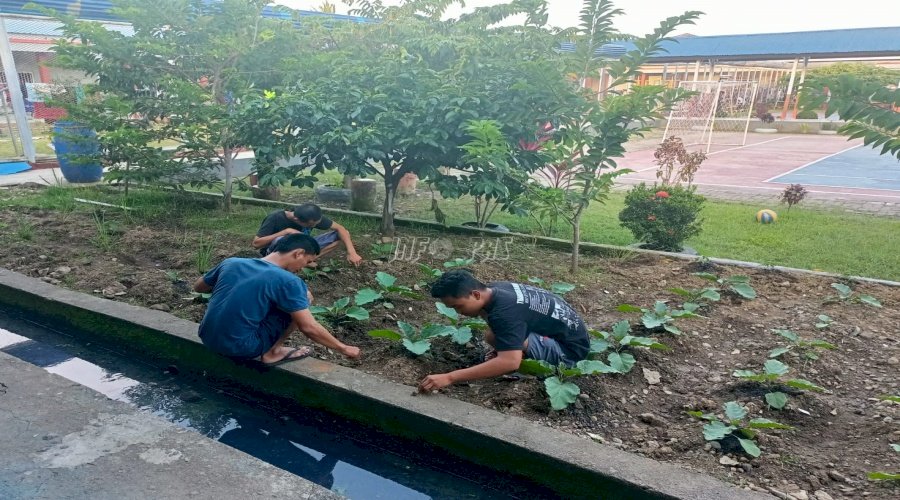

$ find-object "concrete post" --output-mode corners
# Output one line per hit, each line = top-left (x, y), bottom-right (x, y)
(0, 17), (36, 162)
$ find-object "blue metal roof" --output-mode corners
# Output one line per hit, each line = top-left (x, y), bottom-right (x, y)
(0, 1), (372, 25)
(620, 27), (900, 62)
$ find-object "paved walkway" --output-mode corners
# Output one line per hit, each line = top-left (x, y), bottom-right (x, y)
(0, 351), (337, 499)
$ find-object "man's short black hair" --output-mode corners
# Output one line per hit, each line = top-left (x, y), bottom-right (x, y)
(429, 269), (486, 299)
(272, 233), (321, 255)
(293, 203), (322, 222)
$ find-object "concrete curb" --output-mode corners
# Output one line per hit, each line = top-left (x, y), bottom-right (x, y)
(200, 190), (900, 288)
(0, 269), (769, 500)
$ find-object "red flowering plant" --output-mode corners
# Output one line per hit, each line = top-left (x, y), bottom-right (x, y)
(619, 183), (705, 252)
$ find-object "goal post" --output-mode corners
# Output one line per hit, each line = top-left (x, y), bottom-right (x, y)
(663, 80), (758, 153)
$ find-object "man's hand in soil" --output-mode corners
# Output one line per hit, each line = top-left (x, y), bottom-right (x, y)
(340, 345), (361, 359)
(347, 252), (363, 267)
(419, 373), (453, 392)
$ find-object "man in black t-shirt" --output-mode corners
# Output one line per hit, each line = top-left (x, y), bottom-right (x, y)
(419, 270), (589, 392)
(252, 203), (363, 266)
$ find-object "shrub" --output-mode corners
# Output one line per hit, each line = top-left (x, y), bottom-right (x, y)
(796, 109), (818, 119)
(619, 183), (705, 252)
(780, 184), (808, 210)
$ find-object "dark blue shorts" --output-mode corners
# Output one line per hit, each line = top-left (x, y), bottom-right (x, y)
(525, 333), (575, 367)
(246, 312), (293, 359)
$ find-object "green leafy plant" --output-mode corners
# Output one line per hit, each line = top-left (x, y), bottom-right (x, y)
(878, 394), (900, 403)
(370, 242), (396, 260)
(693, 272), (757, 300)
(90, 212), (115, 252)
(619, 183), (705, 252)
(164, 270), (181, 283)
(688, 401), (792, 457)
(419, 263), (444, 280)
(617, 301), (700, 335)
(732, 359), (825, 409)
(195, 234), (215, 275)
(374, 272), (423, 308)
(768, 329), (836, 362)
(815, 314), (833, 329)
(368, 321), (457, 355)
(525, 276), (576, 296)
(191, 291), (212, 303)
(588, 320), (669, 374)
(867, 442), (900, 481)
(517, 359), (619, 411)
(309, 296), (370, 323)
(434, 302), (487, 345)
(669, 285), (721, 306)
(829, 282), (882, 308)
(443, 258), (474, 269)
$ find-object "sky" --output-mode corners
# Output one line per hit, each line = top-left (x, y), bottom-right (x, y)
(275, 0), (900, 36)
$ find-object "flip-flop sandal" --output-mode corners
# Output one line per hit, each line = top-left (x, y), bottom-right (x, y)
(262, 346), (312, 367)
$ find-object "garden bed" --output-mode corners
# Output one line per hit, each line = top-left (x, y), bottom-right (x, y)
(1, 186), (898, 499)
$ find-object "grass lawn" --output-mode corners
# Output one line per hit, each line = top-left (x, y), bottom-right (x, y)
(5, 183), (900, 282)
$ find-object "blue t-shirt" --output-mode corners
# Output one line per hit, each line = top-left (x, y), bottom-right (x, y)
(198, 258), (309, 358)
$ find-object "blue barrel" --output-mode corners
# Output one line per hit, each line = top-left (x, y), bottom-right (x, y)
(52, 121), (103, 183)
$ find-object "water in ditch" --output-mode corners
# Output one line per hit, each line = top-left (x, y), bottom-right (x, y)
(0, 307), (557, 500)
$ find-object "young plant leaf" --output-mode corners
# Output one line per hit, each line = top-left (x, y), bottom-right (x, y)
(642, 313), (667, 329)
(612, 320), (631, 338)
(732, 369), (757, 378)
(737, 437), (761, 458)
(686, 411), (717, 421)
(662, 324), (682, 335)
(398, 321), (417, 338)
(607, 352), (636, 374)
(768, 347), (792, 358)
(831, 282), (852, 297)
(806, 340), (836, 350)
(747, 418), (793, 430)
(518, 359), (555, 377)
(345, 306), (370, 321)
(878, 395), (900, 403)
(653, 301), (668, 315)
(435, 301), (459, 320)
(891, 444), (900, 453)
(333, 296), (351, 310)
(669, 287), (692, 297)
(527, 276), (546, 286)
(402, 339), (432, 355)
(376, 271), (397, 288)
(368, 329), (402, 341)
(621, 336), (670, 350)
(551, 282), (576, 295)
(545, 376), (580, 411)
(461, 318), (487, 330)
(765, 391), (789, 409)
(724, 401), (748, 422)
(693, 272), (719, 281)
(773, 329), (799, 342)
(784, 379), (825, 392)
(700, 288), (721, 301)
(858, 294), (882, 308)
(309, 305), (329, 315)
(730, 283), (757, 299)
(449, 326), (472, 344)
(589, 338), (611, 354)
(576, 359), (618, 375)
(617, 304), (643, 313)
(763, 359), (789, 376)
(702, 421), (736, 441)
(355, 288), (383, 306)
(867, 472), (900, 481)
(421, 324), (456, 339)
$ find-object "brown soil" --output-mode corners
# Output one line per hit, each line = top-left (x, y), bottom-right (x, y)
(1, 188), (898, 499)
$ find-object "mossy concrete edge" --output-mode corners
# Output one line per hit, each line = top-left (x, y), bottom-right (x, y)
(0, 268), (769, 500)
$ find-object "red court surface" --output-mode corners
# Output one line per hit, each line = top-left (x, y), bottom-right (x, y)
(617, 134), (900, 204)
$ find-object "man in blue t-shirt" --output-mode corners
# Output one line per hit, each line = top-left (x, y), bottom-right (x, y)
(252, 203), (363, 267)
(419, 269), (589, 392)
(194, 234), (361, 365)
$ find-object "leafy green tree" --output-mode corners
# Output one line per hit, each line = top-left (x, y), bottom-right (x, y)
(242, 0), (575, 235)
(527, 0), (701, 271)
(801, 75), (899, 159)
(46, 0), (303, 211)
(804, 63), (900, 86)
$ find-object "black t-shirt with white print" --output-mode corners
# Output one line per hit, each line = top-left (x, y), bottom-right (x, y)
(484, 281), (589, 362)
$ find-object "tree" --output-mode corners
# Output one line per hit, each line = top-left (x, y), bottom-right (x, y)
(242, 0), (573, 235)
(525, 0), (700, 271)
(47, 0), (303, 211)
(803, 63), (900, 87)
(800, 75), (900, 159)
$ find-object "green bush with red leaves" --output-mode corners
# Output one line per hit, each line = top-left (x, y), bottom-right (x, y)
(619, 183), (705, 252)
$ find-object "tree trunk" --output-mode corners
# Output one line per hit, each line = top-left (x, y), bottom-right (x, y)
(570, 211), (582, 272)
(222, 148), (234, 213)
(350, 178), (377, 212)
(124, 161), (130, 197)
(381, 181), (396, 236)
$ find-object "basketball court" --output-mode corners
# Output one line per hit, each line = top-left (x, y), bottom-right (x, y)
(617, 133), (900, 204)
